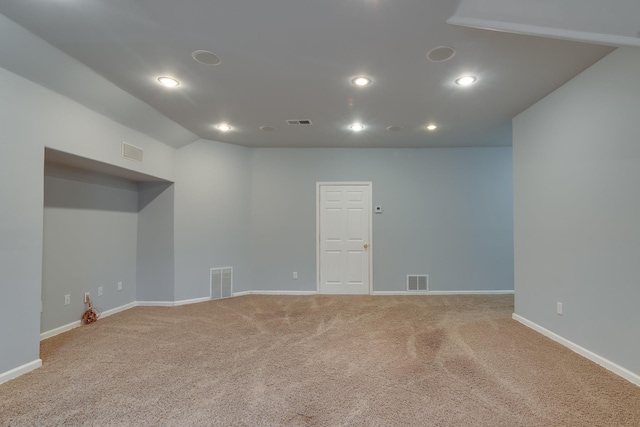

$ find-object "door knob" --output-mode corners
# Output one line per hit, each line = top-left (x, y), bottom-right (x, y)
(363, 244), (369, 249)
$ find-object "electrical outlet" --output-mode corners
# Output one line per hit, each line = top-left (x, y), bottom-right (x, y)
(84, 292), (90, 303)
(557, 302), (563, 316)
(117, 281), (123, 291)
(98, 286), (103, 296)
(293, 271), (298, 279)
(64, 294), (70, 306)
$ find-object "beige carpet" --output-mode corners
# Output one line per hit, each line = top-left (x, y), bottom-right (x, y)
(2, 295), (640, 426)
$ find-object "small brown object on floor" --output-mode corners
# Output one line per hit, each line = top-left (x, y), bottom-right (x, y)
(81, 295), (99, 324)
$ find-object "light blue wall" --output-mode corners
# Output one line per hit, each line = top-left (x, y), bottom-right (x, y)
(137, 183), (175, 302)
(173, 140), (252, 299)
(42, 166), (138, 333)
(0, 84), (44, 376)
(173, 144), (513, 299)
(250, 147), (514, 292)
(513, 47), (640, 375)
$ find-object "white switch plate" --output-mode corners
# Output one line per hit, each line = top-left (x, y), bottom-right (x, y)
(84, 292), (90, 303)
(64, 294), (70, 306)
(98, 286), (103, 296)
(557, 302), (563, 315)
(117, 281), (123, 291)
(293, 272), (298, 279)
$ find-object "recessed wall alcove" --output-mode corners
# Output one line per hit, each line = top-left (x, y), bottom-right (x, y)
(41, 148), (175, 335)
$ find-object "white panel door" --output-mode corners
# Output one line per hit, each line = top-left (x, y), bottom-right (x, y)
(318, 184), (371, 294)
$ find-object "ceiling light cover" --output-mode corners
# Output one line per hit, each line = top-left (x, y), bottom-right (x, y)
(192, 50), (222, 65)
(349, 123), (365, 131)
(216, 124), (232, 131)
(427, 46), (456, 62)
(387, 125), (402, 131)
(352, 76), (372, 86)
(455, 75), (477, 86)
(157, 76), (180, 87)
(260, 126), (276, 132)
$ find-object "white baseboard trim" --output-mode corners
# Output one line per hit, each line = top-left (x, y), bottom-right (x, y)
(40, 320), (81, 341)
(257, 290), (317, 296)
(372, 290), (515, 296)
(233, 290), (318, 296)
(101, 302), (137, 317)
(0, 359), (42, 385)
(235, 290), (513, 297)
(232, 291), (252, 297)
(512, 314), (640, 387)
(138, 298), (212, 307)
(136, 301), (174, 307)
(174, 297), (211, 306)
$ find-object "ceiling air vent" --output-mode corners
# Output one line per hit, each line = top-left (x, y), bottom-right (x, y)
(286, 119), (313, 125)
(122, 141), (143, 163)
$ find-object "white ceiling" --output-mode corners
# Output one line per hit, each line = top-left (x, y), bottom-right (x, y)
(0, 1), (615, 149)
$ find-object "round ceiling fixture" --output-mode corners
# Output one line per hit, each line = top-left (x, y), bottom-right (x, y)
(349, 123), (365, 132)
(427, 124), (438, 131)
(386, 125), (402, 132)
(260, 126), (276, 132)
(192, 50), (222, 65)
(216, 123), (232, 132)
(455, 75), (477, 86)
(157, 76), (180, 87)
(427, 46), (456, 62)
(351, 76), (372, 87)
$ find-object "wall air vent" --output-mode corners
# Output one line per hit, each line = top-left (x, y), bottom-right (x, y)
(286, 119), (313, 125)
(407, 275), (429, 291)
(211, 267), (233, 300)
(122, 141), (143, 163)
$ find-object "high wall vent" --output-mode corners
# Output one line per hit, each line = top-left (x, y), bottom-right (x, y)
(407, 275), (428, 291)
(286, 119), (312, 125)
(122, 141), (143, 162)
(211, 267), (233, 300)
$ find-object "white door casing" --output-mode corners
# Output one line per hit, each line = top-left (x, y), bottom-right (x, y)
(317, 182), (372, 294)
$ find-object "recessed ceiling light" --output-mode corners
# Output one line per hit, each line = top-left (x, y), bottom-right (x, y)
(455, 75), (477, 86)
(216, 123), (232, 132)
(192, 50), (221, 65)
(260, 126), (276, 132)
(351, 76), (372, 87)
(349, 123), (365, 132)
(427, 124), (438, 131)
(387, 125), (402, 132)
(157, 76), (180, 87)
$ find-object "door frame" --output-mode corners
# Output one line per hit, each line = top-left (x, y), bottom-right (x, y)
(316, 182), (373, 294)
